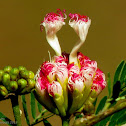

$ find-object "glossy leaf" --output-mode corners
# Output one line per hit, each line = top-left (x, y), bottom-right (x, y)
(113, 60), (124, 85)
(116, 109), (126, 125)
(108, 108), (126, 126)
(43, 119), (52, 126)
(95, 96), (107, 114)
(120, 63), (126, 84)
(37, 101), (42, 113)
(94, 116), (110, 126)
(21, 95), (30, 125)
(0, 112), (14, 126)
(107, 72), (112, 98)
(30, 92), (36, 119)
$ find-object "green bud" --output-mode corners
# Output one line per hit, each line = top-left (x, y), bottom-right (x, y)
(10, 75), (17, 81)
(0, 70), (4, 82)
(27, 79), (35, 91)
(20, 70), (29, 79)
(9, 81), (18, 92)
(3, 66), (12, 73)
(2, 73), (10, 87)
(17, 79), (27, 90)
(28, 71), (34, 79)
(10, 68), (19, 75)
(0, 85), (8, 97)
(18, 66), (26, 72)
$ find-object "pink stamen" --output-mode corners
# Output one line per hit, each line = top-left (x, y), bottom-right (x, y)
(69, 13), (89, 22)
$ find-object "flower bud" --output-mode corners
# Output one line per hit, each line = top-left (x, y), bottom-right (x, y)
(10, 68), (19, 80)
(2, 73), (10, 88)
(28, 71), (34, 79)
(27, 79), (35, 91)
(17, 79), (27, 90)
(3, 66), (12, 73)
(0, 85), (8, 97)
(0, 70), (4, 82)
(9, 81), (18, 92)
(18, 66), (26, 72)
(20, 70), (29, 79)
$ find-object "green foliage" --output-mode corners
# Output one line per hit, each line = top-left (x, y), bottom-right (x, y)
(95, 96), (107, 114)
(21, 95), (30, 126)
(30, 92), (36, 119)
(43, 119), (52, 126)
(37, 101), (43, 113)
(107, 72), (112, 98)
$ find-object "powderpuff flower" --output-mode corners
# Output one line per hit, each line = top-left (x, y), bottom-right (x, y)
(35, 9), (107, 116)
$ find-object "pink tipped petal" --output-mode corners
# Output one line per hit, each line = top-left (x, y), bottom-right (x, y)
(47, 81), (62, 97)
(68, 63), (80, 76)
(92, 68), (106, 94)
(41, 62), (57, 82)
(56, 63), (68, 84)
(68, 73), (84, 93)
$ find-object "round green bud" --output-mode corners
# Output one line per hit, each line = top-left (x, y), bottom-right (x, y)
(0, 85), (8, 97)
(20, 70), (29, 79)
(0, 70), (4, 82)
(3, 66), (12, 73)
(2, 73), (10, 87)
(27, 79), (35, 91)
(18, 66), (26, 72)
(28, 71), (34, 79)
(10, 68), (19, 75)
(10, 75), (17, 81)
(9, 81), (18, 92)
(17, 79), (27, 90)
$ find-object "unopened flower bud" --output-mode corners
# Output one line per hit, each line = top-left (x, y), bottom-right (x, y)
(0, 85), (8, 97)
(3, 66), (12, 73)
(18, 66), (26, 72)
(27, 79), (35, 91)
(10, 68), (19, 81)
(0, 70), (4, 82)
(2, 73), (10, 87)
(9, 81), (18, 92)
(17, 79), (27, 90)
(20, 70), (29, 79)
(28, 71), (34, 79)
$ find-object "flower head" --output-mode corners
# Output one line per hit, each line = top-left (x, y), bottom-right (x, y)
(36, 9), (107, 116)
(40, 9), (66, 56)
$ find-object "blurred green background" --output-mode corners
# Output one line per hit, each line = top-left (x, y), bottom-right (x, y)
(0, 0), (126, 125)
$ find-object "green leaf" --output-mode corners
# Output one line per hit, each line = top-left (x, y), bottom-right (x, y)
(43, 119), (52, 126)
(30, 91), (36, 119)
(95, 96), (107, 114)
(21, 95), (30, 125)
(93, 98), (97, 107)
(75, 114), (83, 120)
(113, 60), (125, 85)
(37, 101), (42, 113)
(94, 116), (111, 126)
(120, 63), (126, 84)
(116, 108), (126, 125)
(108, 108), (126, 126)
(120, 89), (126, 97)
(107, 72), (112, 98)
(0, 112), (15, 126)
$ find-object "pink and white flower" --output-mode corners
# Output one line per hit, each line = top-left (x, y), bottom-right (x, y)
(35, 9), (107, 116)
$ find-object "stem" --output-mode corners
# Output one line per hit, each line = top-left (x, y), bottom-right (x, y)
(73, 100), (126, 126)
(62, 117), (70, 126)
(10, 95), (21, 126)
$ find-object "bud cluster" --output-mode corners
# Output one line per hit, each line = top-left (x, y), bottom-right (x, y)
(0, 66), (35, 100)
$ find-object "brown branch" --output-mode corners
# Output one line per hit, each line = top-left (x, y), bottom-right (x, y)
(73, 100), (126, 126)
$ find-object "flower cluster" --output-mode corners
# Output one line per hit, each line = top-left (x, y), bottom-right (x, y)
(35, 9), (106, 117)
